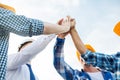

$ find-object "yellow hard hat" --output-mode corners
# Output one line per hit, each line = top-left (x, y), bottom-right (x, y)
(76, 44), (95, 61)
(113, 21), (120, 36)
(0, 3), (16, 13)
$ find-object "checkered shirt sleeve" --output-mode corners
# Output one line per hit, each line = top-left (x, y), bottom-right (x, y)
(81, 50), (120, 80)
(0, 8), (44, 80)
(0, 8), (44, 37)
(53, 37), (74, 80)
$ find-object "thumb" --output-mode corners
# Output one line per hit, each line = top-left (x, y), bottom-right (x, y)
(57, 18), (64, 25)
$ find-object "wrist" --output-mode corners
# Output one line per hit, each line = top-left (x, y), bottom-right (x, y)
(57, 35), (65, 39)
(70, 28), (76, 33)
(56, 37), (65, 45)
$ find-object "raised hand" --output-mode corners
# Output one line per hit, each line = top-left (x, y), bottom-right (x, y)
(57, 17), (71, 38)
(58, 17), (71, 31)
(70, 18), (76, 30)
(66, 16), (76, 29)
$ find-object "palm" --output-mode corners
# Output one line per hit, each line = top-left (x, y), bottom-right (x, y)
(70, 19), (76, 29)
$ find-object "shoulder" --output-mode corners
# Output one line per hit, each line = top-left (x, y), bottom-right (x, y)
(101, 70), (115, 79)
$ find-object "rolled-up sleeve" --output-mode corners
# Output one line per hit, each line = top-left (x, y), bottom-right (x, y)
(0, 8), (44, 37)
(81, 50), (115, 72)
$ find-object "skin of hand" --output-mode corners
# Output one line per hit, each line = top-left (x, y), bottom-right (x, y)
(57, 31), (69, 39)
(57, 17), (71, 39)
(43, 16), (71, 34)
(57, 17), (75, 39)
(67, 16), (76, 30)
(70, 19), (87, 54)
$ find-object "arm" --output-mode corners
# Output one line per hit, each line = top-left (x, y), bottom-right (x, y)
(43, 18), (70, 34)
(70, 20), (87, 54)
(0, 9), (70, 36)
(69, 20), (115, 72)
(7, 34), (55, 70)
(81, 51), (115, 72)
(53, 37), (74, 80)
(0, 10), (44, 37)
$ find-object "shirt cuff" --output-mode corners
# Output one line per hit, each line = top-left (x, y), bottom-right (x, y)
(29, 20), (44, 37)
(81, 50), (91, 58)
(56, 37), (65, 46)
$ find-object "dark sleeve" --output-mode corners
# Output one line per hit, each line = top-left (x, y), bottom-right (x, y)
(53, 37), (74, 80)
(81, 50), (116, 72)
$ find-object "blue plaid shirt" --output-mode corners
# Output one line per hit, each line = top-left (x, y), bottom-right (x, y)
(53, 38), (114, 80)
(0, 8), (44, 80)
(81, 50), (120, 80)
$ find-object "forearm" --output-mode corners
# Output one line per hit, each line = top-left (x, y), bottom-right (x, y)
(21, 34), (55, 56)
(43, 22), (70, 34)
(53, 38), (73, 79)
(8, 34), (55, 69)
(53, 38), (66, 78)
(53, 38), (65, 68)
(70, 28), (87, 54)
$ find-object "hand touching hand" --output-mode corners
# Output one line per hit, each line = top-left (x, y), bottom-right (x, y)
(66, 16), (76, 29)
(57, 17), (71, 39)
(70, 18), (76, 30)
(57, 17), (71, 33)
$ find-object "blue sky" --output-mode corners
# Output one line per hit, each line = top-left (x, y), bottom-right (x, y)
(1, 0), (120, 80)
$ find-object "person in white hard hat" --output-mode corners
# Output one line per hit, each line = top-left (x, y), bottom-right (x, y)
(0, 2), (72, 79)
(6, 34), (55, 80)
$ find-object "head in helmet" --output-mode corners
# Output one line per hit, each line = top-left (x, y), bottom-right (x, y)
(18, 39), (34, 52)
(76, 44), (95, 66)
(113, 21), (120, 36)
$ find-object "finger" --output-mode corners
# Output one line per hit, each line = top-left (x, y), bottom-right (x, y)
(67, 15), (71, 21)
(57, 18), (64, 25)
(65, 18), (68, 23)
(71, 18), (75, 21)
(62, 19), (66, 24)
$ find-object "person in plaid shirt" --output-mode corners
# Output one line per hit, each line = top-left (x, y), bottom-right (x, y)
(53, 18), (115, 80)
(0, 3), (71, 80)
(69, 19), (120, 80)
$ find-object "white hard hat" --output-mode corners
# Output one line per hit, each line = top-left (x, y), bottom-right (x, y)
(18, 39), (35, 51)
(20, 39), (35, 45)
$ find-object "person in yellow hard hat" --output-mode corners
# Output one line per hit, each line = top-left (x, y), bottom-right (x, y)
(53, 18), (115, 80)
(69, 17), (120, 80)
(76, 44), (95, 61)
(0, 3), (72, 80)
(113, 21), (120, 36)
